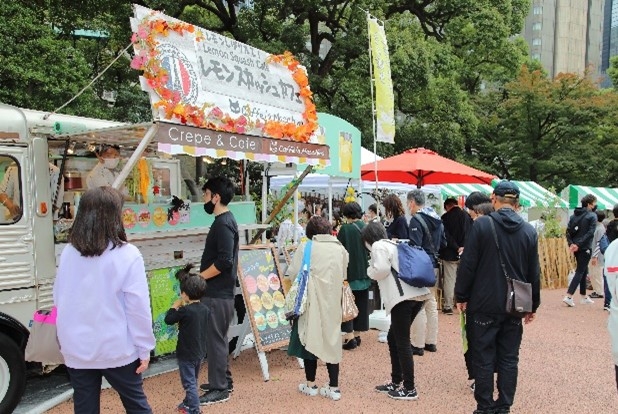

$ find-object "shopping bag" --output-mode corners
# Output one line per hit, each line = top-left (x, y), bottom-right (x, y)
(341, 281), (359, 322)
(285, 241), (312, 321)
(24, 306), (64, 365)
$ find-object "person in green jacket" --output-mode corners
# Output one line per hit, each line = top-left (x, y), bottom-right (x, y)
(337, 202), (371, 350)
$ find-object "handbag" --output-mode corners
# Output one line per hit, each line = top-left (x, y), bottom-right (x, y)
(285, 241), (312, 321)
(489, 218), (533, 318)
(24, 306), (65, 365)
(341, 281), (359, 322)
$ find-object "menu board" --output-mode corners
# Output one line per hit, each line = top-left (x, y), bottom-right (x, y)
(237, 244), (290, 352)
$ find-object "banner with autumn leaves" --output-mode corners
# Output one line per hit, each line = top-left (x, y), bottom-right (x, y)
(130, 5), (320, 150)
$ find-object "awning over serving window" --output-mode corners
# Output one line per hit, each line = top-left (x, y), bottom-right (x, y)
(561, 185), (618, 210)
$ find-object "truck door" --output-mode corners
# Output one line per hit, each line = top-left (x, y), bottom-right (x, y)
(0, 146), (38, 329)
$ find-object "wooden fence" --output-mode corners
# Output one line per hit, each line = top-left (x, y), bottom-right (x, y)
(538, 237), (576, 289)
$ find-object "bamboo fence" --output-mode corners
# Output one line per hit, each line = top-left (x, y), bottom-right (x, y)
(538, 237), (576, 289)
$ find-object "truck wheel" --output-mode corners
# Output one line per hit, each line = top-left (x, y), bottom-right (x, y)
(0, 332), (26, 414)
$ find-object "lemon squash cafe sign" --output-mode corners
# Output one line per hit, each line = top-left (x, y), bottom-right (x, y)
(131, 5), (329, 166)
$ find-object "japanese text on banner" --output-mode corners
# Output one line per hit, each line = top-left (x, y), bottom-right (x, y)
(368, 18), (395, 144)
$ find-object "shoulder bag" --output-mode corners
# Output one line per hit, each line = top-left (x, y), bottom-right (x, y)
(24, 306), (65, 365)
(489, 218), (533, 318)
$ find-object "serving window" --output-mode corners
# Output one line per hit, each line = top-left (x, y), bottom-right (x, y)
(0, 155), (22, 224)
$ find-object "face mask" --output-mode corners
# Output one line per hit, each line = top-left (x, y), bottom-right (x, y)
(103, 158), (120, 169)
(203, 201), (215, 215)
(365, 242), (372, 251)
(591, 205), (598, 212)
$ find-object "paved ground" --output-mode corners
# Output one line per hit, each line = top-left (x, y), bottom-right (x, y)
(42, 289), (616, 413)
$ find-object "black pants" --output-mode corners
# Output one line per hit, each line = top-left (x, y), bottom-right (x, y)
(341, 288), (370, 333)
(387, 300), (424, 390)
(67, 359), (152, 414)
(303, 359), (339, 387)
(568, 249), (592, 295)
(202, 296), (235, 390)
(468, 313), (523, 413)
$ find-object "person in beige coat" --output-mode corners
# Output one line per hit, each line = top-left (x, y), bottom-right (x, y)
(287, 216), (349, 401)
(361, 222), (431, 401)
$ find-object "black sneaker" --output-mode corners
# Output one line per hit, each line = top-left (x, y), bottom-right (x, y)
(355, 336), (361, 346)
(424, 344), (437, 352)
(442, 307), (454, 315)
(375, 381), (400, 393)
(342, 338), (357, 350)
(200, 382), (234, 393)
(199, 389), (230, 406)
(412, 346), (424, 356)
(387, 387), (419, 400)
(590, 292), (604, 299)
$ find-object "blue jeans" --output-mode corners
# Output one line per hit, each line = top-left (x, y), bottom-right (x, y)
(178, 359), (201, 414)
(67, 359), (152, 414)
(468, 313), (523, 413)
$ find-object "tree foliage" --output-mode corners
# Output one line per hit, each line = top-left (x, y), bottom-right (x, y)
(1, 0), (617, 188)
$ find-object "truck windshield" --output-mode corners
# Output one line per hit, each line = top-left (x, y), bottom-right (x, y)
(0, 155), (22, 224)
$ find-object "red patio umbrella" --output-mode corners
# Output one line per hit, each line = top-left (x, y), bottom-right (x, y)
(360, 147), (495, 188)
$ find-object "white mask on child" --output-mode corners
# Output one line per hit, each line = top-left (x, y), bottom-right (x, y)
(365, 242), (372, 251)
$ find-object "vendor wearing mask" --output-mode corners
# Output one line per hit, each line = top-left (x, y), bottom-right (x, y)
(86, 145), (122, 189)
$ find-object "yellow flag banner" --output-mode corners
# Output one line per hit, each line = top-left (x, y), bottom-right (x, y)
(368, 17), (395, 144)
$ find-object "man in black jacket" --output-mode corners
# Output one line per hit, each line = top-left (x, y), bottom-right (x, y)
(455, 181), (540, 414)
(440, 197), (472, 315)
(563, 194), (598, 307)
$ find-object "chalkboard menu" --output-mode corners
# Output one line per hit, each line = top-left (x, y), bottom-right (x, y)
(237, 244), (291, 352)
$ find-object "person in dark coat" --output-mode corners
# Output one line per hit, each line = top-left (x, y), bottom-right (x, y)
(563, 194), (598, 307)
(455, 181), (540, 414)
(440, 197), (472, 315)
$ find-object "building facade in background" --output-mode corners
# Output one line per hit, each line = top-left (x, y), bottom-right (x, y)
(601, 0), (618, 86)
(522, 0), (604, 79)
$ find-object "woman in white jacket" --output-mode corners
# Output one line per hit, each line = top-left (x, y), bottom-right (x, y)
(603, 219), (618, 393)
(361, 222), (432, 401)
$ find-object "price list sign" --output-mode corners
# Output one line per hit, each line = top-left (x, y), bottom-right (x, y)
(237, 244), (290, 352)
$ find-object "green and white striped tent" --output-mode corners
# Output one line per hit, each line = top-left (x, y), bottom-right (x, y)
(441, 180), (568, 208)
(561, 185), (618, 210)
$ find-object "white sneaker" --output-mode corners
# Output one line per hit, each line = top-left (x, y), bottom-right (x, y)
(563, 296), (575, 307)
(319, 384), (341, 401)
(580, 296), (594, 304)
(377, 331), (388, 343)
(298, 383), (318, 396)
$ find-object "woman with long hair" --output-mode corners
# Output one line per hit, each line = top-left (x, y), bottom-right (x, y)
(54, 187), (155, 413)
(383, 194), (408, 239)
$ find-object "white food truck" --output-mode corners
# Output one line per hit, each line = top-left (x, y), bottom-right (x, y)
(0, 103), (330, 412)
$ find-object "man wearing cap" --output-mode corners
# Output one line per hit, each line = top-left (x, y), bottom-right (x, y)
(455, 181), (540, 414)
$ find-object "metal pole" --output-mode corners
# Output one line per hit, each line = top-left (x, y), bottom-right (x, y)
(112, 123), (158, 190)
(367, 13), (380, 216)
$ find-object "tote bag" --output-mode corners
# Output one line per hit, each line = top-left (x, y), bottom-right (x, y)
(24, 306), (65, 365)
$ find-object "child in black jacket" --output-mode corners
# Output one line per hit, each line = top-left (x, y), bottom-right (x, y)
(165, 264), (209, 414)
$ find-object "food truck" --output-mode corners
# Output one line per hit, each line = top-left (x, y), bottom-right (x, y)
(0, 5), (330, 412)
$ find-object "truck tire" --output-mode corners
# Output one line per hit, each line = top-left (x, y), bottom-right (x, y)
(0, 332), (26, 414)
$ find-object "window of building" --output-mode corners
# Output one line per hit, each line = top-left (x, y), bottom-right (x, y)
(532, 38), (542, 46)
(532, 22), (542, 31)
(533, 6), (543, 15)
(0, 156), (22, 225)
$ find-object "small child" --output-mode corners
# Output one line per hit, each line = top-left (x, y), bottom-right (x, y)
(165, 264), (209, 414)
